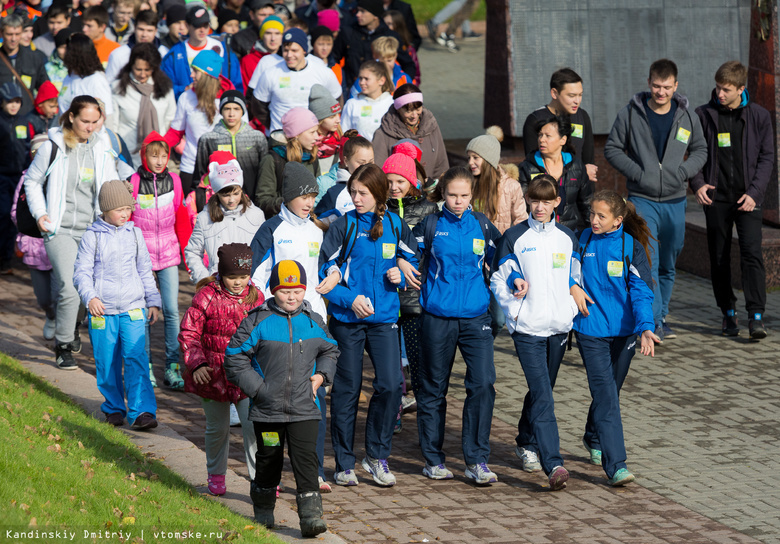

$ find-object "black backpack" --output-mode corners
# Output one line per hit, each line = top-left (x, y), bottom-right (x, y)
(15, 144), (58, 238)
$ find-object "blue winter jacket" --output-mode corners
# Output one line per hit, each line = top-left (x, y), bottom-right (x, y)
(572, 225), (654, 338)
(414, 206), (500, 318)
(318, 210), (419, 324)
(73, 217), (162, 314)
(161, 41), (244, 100)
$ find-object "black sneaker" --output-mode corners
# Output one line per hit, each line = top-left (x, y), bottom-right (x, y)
(131, 412), (158, 430)
(722, 310), (739, 336)
(55, 344), (77, 370)
(749, 314), (767, 340)
(103, 412), (125, 426)
(71, 327), (82, 353)
(462, 30), (483, 39)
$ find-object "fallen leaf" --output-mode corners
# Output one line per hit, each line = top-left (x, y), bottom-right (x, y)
(42, 413), (50, 421)
(78, 442), (84, 449)
(122, 517), (135, 525)
(28, 518), (36, 527)
(19, 504), (29, 512)
(85, 470), (94, 480)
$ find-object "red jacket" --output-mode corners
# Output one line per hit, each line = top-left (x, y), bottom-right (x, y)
(178, 280), (264, 403)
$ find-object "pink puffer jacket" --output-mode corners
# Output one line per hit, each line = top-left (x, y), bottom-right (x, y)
(178, 279), (264, 403)
(11, 173), (52, 271)
(130, 169), (183, 271)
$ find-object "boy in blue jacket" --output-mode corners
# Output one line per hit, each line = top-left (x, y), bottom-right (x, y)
(72, 180), (161, 429)
(224, 260), (338, 538)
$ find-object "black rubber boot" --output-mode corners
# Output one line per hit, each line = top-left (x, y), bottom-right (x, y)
(296, 491), (327, 538)
(249, 482), (277, 529)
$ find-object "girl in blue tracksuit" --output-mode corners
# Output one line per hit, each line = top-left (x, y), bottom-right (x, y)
(318, 163), (418, 488)
(409, 166), (501, 485)
(490, 174), (578, 491)
(571, 190), (658, 487)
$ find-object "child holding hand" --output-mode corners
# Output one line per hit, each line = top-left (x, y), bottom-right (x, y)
(225, 260), (338, 538)
(73, 180), (161, 430)
(178, 243), (262, 496)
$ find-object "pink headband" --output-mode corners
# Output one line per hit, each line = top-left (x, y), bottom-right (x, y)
(394, 92), (423, 110)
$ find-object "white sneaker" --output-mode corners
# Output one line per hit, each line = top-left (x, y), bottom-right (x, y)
(515, 445), (542, 472)
(43, 317), (56, 340)
(423, 463), (453, 480)
(361, 456), (396, 487)
(318, 476), (332, 493)
(465, 463), (498, 485)
(229, 404), (240, 426)
(334, 469), (358, 486)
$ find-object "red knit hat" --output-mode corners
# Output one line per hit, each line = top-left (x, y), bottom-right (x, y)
(382, 142), (419, 189)
(34, 81), (59, 115)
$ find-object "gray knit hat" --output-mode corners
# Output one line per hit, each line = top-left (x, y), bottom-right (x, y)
(282, 162), (319, 203)
(99, 180), (136, 213)
(466, 134), (501, 170)
(308, 84), (341, 121)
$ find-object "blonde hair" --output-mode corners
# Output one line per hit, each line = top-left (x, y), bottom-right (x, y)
(371, 36), (398, 58)
(287, 137), (318, 164)
(194, 72), (220, 125)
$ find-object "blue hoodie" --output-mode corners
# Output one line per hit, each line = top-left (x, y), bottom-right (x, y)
(414, 206), (499, 318)
(318, 210), (418, 324)
(572, 225), (654, 338)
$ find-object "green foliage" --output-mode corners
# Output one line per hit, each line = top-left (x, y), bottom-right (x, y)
(0, 353), (283, 544)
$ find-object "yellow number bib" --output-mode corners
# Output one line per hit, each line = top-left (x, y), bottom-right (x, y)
(675, 127), (691, 144)
(90, 316), (106, 330)
(607, 261), (624, 277)
(552, 253), (566, 269)
(717, 133), (731, 147)
(472, 239), (485, 255)
(308, 241), (320, 257)
(571, 123), (583, 139)
(382, 243), (395, 259)
(138, 194), (154, 209)
(128, 308), (144, 321)
(262, 432), (280, 446)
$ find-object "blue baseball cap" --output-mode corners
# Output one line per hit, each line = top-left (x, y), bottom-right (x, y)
(191, 49), (222, 79)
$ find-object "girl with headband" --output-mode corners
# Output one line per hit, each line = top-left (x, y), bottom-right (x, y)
(371, 84), (450, 180)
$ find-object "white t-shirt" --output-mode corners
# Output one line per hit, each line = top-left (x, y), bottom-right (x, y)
(247, 53), (283, 91)
(59, 72), (114, 117)
(170, 90), (222, 174)
(341, 92), (394, 141)
(186, 37), (223, 66)
(253, 57), (342, 132)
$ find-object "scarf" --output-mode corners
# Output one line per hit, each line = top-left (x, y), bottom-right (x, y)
(316, 131), (341, 159)
(130, 76), (159, 152)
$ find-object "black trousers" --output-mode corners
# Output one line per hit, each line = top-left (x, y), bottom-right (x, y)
(704, 200), (766, 314)
(253, 419), (319, 493)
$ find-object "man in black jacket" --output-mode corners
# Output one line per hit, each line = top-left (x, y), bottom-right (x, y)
(0, 13), (50, 117)
(332, 0), (414, 92)
(230, 0), (274, 58)
(690, 61), (774, 340)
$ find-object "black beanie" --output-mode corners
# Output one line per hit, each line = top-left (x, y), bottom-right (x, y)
(357, 0), (383, 19)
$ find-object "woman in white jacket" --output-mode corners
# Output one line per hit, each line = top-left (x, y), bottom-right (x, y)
(24, 95), (120, 370)
(109, 43), (176, 166)
(58, 33), (114, 119)
(185, 152), (265, 284)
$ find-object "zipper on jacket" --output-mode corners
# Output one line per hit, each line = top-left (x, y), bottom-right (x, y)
(284, 313), (293, 417)
(153, 177), (160, 263)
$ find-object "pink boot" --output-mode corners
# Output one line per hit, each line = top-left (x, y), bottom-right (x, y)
(208, 474), (226, 495)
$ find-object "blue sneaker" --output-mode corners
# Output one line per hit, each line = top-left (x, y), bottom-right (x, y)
(662, 321), (676, 339)
(608, 468), (635, 486)
(582, 437), (602, 466)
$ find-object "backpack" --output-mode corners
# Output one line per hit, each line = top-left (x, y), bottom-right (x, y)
(335, 211), (402, 268)
(419, 210), (493, 286)
(580, 229), (634, 292)
(16, 143), (58, 238)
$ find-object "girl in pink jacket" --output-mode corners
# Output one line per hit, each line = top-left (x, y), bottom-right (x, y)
(129, 132), (185, 390)
(178, 243), (263, 496)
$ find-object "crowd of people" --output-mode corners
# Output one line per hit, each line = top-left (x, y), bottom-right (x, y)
(0, 0), (773, 537)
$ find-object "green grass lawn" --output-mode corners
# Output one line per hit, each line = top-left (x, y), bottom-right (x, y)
(0, 352), (283, 543)
(406, 0), (486, 26)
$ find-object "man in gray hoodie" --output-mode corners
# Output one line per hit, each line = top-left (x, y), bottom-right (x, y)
(604, 59), (707, 342)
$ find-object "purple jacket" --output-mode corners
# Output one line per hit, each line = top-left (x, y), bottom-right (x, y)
(73, 217), (162, 315)
(130, 169), (183, 271)
(691, 89), (775, 206)
(11, 173), (52, 271)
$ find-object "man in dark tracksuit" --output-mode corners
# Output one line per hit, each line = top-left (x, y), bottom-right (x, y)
(690, 61), (774, 340)
(604, 58), (707, 342)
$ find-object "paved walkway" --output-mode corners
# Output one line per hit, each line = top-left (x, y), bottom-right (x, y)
(2, 25), (779, 544)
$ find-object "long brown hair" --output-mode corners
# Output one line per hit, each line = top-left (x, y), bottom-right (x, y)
(359, 60), (393, 95)
(195, 276), (260, 306)
(207, 186), (252, 222)
(348, 163), (389, 241)
(194, 72), (220, 124)
(590, 190), (654, 266)
(471, 160), (500, 222)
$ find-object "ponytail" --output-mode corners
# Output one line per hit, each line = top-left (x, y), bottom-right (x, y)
(590, 190), (655, 266)
(370, 200), (386, 241)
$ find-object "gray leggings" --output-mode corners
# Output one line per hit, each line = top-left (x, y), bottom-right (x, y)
(44, 233), (83, 344)
(200, 397), (257, 479)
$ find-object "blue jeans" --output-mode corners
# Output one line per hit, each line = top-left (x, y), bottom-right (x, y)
(329, 319), (402, 472)
(511, 332), (566, 475)
(575, 332), (635, 478)
(629, 196), (686, 326)
(89, 310), (157, 423)
(417, 311), (495, 466)
(144, 265), (181, 368)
